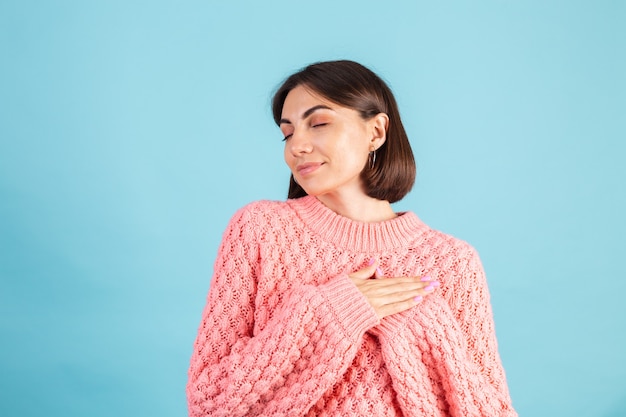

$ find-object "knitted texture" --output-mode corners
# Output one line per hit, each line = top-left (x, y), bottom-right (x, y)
(187, 196), (517, 417)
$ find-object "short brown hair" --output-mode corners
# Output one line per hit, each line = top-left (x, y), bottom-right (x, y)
(272, 60), (416, 203)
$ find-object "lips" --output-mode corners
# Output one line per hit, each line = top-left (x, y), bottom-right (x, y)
(296, 162), (323, 176)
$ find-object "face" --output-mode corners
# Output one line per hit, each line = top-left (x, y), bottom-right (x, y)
(280, 85), (385, 200)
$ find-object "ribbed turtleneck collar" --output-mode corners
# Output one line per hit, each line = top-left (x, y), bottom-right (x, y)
(287, 196), (428, 253)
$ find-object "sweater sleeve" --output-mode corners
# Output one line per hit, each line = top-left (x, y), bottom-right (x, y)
(187, 207), (379, 417)
(373, 250), (517, 417)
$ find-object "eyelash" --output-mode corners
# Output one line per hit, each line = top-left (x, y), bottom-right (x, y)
(281, 123), (328, 141)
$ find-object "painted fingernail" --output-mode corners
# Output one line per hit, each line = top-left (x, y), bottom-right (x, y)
(430, 280), (440, 288)
(424, 284), (435, 292)
(376, 267), (383, 276)
(414, 295), (423, 303)
(367, 258), (376, 266)
(420, 275), (432, 282)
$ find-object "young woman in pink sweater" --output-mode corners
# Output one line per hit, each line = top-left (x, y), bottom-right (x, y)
(187, 60), (517, 416)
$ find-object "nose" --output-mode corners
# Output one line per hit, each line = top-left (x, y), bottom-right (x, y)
(286, 128), (313, 156)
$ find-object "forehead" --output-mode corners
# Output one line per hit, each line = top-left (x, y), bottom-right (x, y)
(282, 86), (332, 111)
(281, 85), (364, 124)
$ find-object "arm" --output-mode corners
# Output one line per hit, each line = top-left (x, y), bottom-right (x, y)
(187, 209), (379, 417)
(373, 251), (517, 417)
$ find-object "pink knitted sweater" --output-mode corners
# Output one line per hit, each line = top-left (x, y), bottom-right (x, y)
(187, 196), (517, 416)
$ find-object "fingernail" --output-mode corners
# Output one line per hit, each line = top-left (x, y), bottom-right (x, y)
(420, 275), (432, 282)
(367, 258), (376, 266)
(376, 267), (383, 276)
(424, 284), (435, 292)
(414, 295), (423, 303)
(430, 280), (440, 288)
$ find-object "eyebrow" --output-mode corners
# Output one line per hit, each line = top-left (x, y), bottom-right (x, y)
(279, 104), (333, 125)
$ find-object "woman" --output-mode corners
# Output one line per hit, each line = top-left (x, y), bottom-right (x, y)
(187, 60), (517, 416)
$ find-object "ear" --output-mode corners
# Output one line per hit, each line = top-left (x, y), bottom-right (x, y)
(369, 113), (389, 151)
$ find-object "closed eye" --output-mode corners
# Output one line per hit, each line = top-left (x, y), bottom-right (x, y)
(312, 123), (328, 128)
(282, 133), (293, 141)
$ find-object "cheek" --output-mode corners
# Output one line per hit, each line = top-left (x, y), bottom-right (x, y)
(336, 135), (369, 165)
(350, 152), (369, 171)
(283, 147), (295, 168)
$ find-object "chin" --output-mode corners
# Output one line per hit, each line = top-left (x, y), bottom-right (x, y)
(299, 186), (324, 197)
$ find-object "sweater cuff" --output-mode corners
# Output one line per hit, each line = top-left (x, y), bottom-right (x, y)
(375, 309), (413, 342)
(318, 275), (380, 341)
(376, 295), (457, 342)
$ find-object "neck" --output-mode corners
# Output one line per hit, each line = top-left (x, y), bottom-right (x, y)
(316, 192), (396, 223)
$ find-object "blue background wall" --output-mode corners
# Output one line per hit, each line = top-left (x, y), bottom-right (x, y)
(1, 1), (624, 415)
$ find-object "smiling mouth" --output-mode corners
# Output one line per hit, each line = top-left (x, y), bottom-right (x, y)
(297, 162), (323, 175)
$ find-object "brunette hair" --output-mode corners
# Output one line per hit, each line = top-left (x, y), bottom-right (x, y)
(272, 60), (416, 203)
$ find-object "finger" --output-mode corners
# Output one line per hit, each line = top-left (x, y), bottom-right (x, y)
(364, 278), (437, 294)
(350, 258), (381, 279)
(362, 279), (441, 308)
(374, 283), (442, 318)
(373, 285), (430, 305)
(377, 275), (431, 285)
(420, 280), (440, 294)
(374, 266), (384, 279)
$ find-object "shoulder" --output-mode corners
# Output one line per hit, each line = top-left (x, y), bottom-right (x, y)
(223, 199), (295, 238)
(230, 199), (293, 224)
(413, 224), (489, 297)
(419, 222), (478, 258)
(413, 220), (483, 276)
